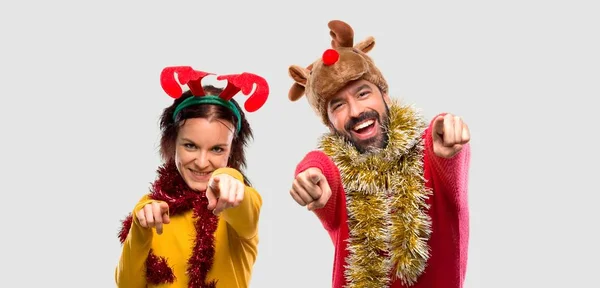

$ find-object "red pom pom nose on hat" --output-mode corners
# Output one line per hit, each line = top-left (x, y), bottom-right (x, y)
(322, 49), (339, 66)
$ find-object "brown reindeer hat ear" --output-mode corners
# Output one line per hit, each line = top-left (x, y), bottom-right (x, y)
(287, 64), (311, 101)
(286, 20), (388, 125)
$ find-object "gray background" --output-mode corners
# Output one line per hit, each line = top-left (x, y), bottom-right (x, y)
(1, 0), (598, 287)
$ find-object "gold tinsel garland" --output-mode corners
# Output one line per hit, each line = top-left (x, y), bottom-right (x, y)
(318, 100), (433, 287)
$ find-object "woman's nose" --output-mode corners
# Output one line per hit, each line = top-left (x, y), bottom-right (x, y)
(194, 151), (209, 168)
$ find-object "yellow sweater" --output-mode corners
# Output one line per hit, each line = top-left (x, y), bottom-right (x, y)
(115, 168), (262, 288)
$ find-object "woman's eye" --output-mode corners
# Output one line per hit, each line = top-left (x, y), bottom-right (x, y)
(212, 147), (224, 153)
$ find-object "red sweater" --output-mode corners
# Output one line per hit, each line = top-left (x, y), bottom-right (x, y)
(294, 116), (471, 288)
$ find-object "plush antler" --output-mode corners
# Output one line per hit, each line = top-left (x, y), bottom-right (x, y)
(328, 20), (354, 48)
(160, 66), (214, 98)
(216, 73), (269, 112)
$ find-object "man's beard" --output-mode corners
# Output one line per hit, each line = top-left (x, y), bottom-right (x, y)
(333, 106), (390, 154)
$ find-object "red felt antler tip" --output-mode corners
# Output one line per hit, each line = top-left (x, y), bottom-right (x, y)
(160, 66), (215, 98)
(322, 49), (339, 66)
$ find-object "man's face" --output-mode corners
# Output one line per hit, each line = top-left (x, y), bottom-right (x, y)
(326, 79), (390, 153)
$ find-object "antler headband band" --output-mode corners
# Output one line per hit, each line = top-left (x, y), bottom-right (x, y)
(160, 66), (269, 133)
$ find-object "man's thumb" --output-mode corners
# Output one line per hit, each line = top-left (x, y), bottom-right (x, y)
(433, 115), (445, 135)
(308, 169), (321, 184)
(310, 174), (321, 184)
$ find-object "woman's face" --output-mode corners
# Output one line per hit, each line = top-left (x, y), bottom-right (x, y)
(174, 117), (235, 191)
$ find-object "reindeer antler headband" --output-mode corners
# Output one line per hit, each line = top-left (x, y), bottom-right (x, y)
(160, 66), (269, 133)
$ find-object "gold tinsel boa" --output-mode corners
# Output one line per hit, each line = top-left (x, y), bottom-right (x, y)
(318, 100), (433, 287)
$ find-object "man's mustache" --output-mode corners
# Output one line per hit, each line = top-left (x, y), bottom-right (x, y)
(344, 110), (380, 132)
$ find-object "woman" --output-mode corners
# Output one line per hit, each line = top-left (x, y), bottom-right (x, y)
(115, 66), (269, 288)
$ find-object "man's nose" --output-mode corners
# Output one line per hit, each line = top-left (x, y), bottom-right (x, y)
(348, 99), (364, 118)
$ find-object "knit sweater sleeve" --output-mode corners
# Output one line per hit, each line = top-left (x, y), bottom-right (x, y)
(294, 150), (343, 231)
(424, 113), (471, 208)
(115, 194), (156, 288)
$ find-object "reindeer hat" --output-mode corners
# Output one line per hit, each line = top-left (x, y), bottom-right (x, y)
(287, 20), (388, 125)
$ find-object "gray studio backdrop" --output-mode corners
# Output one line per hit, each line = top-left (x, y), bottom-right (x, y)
(1, 0), (598, 287)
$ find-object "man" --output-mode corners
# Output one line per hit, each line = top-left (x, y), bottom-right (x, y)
(287, 20), (471, 288)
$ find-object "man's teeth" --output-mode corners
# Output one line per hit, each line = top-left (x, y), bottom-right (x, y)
(353, 120), (375, 131)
